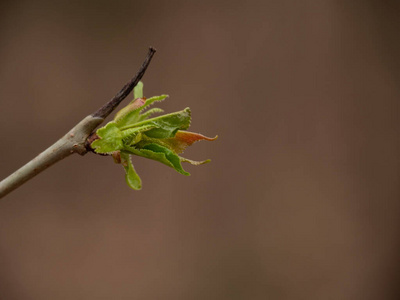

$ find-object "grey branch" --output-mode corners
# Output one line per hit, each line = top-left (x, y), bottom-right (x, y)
(0, 116), (103, 198)
(0, 48), (156, 199)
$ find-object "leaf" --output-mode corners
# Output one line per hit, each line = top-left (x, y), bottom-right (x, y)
(138, 107), (164, 121)
(114, 98), (146, 125)
(121, 124), (156, 146)
(124, 144), (190, 176)
(121, 153), (142, 190)
(91, 122), (123, 154)
(133, 81), (144, 99)
(115, 95), (169, 129)
(124, 145), (174, 170)
(142, 144), (190, 175)
(126, 108), (191, 139)
(180, 157), (211, 165)
(160, 131), (218, 154)
(140, 94), (169, 111)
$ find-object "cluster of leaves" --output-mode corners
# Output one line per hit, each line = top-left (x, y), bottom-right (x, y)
(90, 82), (217, 190)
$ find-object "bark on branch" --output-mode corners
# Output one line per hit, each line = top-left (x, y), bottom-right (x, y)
(92, 47), (156, 119)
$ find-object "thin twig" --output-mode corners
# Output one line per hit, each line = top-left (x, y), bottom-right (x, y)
(0, 48), (156, 199)
(92, 47), (156, 119)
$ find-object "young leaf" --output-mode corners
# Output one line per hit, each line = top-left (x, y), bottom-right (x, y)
(124, 144), (190, 176)
(115, 95), (168, 129)
(133, 81), (144, 99)
(159, 131), (218, 154)
(114, 98), (146, 125)
(121, 124), (156, 146)
(121, 153), (142, 190)
(180, 157), (211, 165)
(140, 95), (169, 111)
(142, 143), (190, 175)
(124, 108), (191, 139)
(91, 122), (123, 154)
(138, 107), (164, 121)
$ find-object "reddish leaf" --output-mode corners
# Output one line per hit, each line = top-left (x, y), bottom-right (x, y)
(162, 131), (217, 154)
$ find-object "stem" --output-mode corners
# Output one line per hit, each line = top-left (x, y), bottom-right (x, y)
(0, 116), (102, 199)
(92, 47), (156, 119)
(0, 141), (71, 198)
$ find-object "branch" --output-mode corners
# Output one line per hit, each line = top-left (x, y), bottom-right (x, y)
(0, 116), (102, 199)
(92, 47), (156, 119)
(0, 48), (156, 199)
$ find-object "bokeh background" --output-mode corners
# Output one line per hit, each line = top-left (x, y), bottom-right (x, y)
(1, 0), (400, 299)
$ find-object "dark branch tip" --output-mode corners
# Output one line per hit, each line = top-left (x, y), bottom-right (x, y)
(92, 47), (157, 119)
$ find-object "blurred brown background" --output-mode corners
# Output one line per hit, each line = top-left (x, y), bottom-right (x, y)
(1, 0), (400, 299)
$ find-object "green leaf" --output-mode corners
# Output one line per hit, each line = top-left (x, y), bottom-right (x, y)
(122, 108), (191, 139)
(133, 81), (144, 99)
(121, 153), (142, 190)
(114, 95), (168, 129)
(142, 144), (190, 175)
(114, 98), (146, 125)
(121, 124), (156, 146)
(91, 122), (123, 154)
(140, 95), (169, 110)
(124, 144), (190, 176)
(138, 107), (164, 121)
